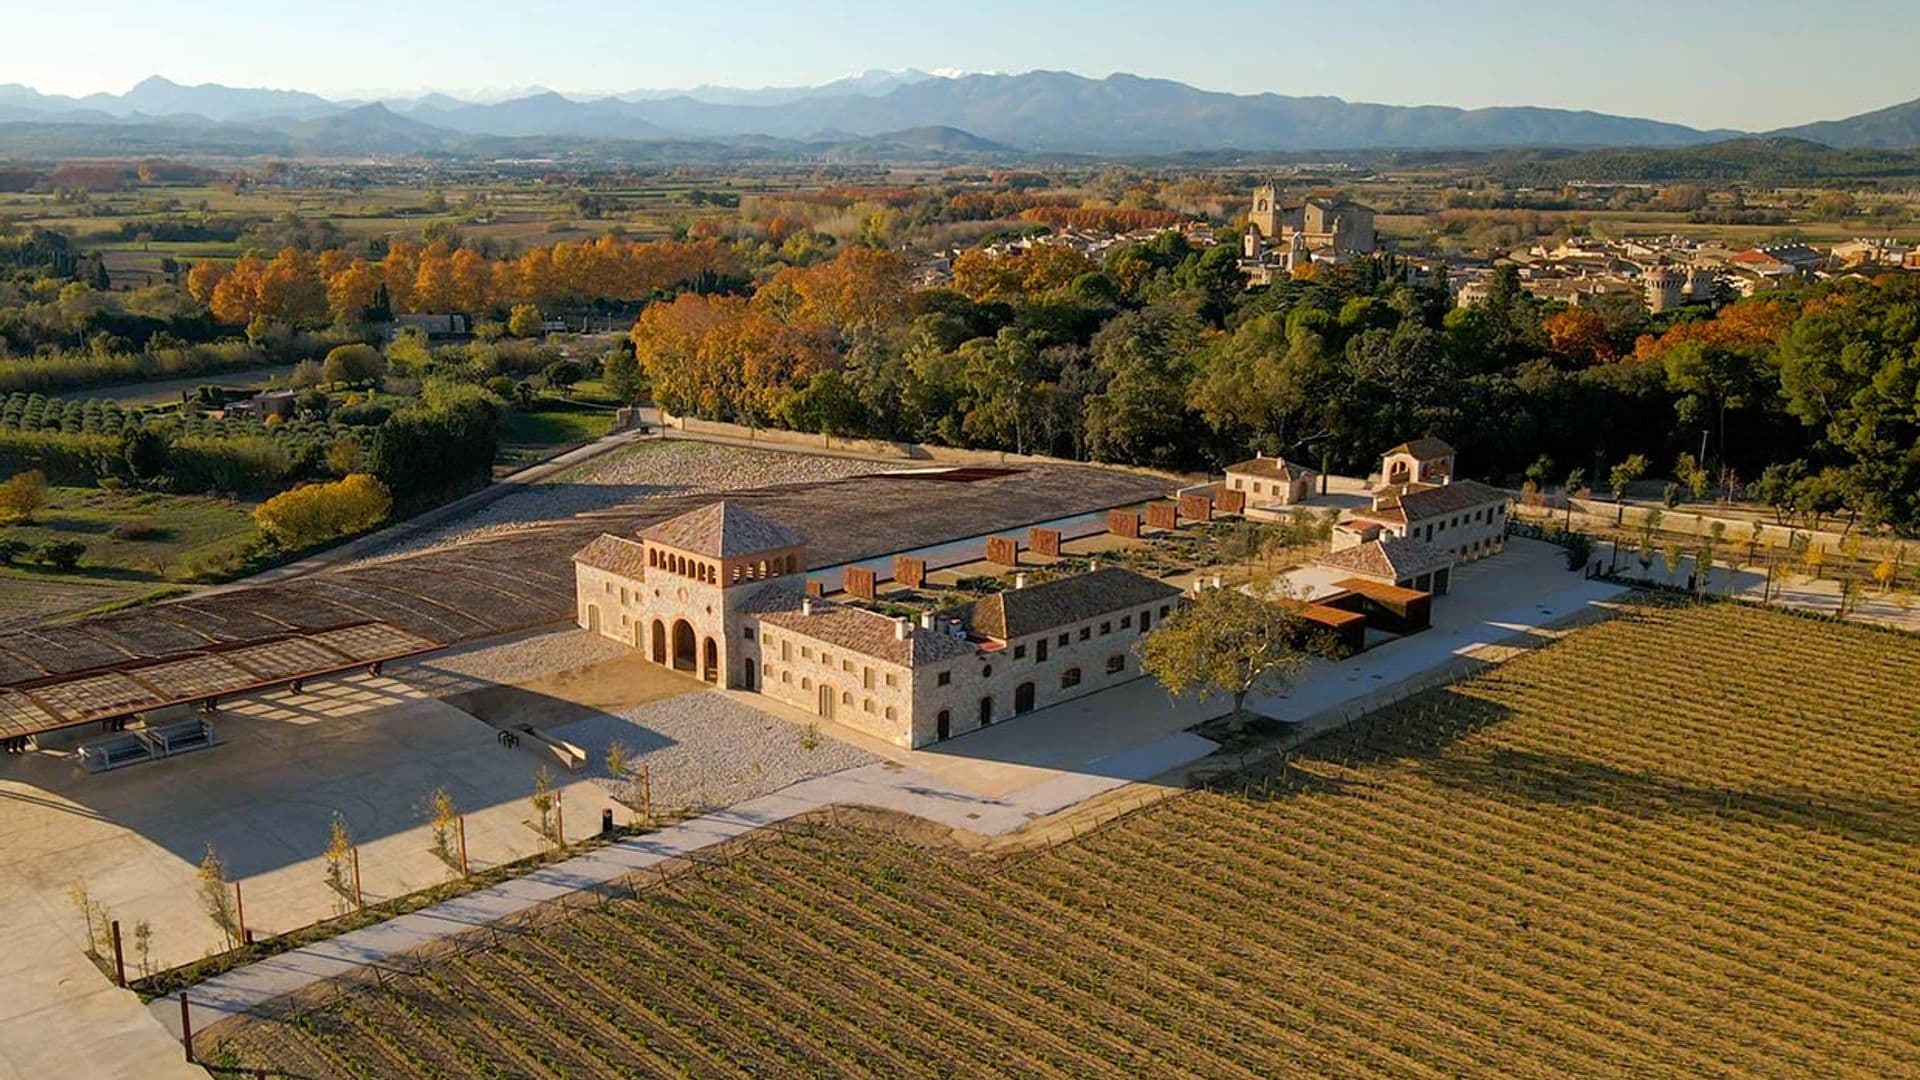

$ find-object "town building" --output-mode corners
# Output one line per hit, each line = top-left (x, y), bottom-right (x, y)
(1644, 265), (1686, 313)
(1314, 535), (1456, 595)
(573, 502), (1184, 749)
(1245, 187), (1377, 257)
(1222, 453), (1318, 509)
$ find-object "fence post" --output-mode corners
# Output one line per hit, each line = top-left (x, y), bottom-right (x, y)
(555, 790), (565, 848)
(457, 815), (469, 877)
(233, 880), (247, 946)
(351, 846), (364, 909)
(180, 993), (195, 1064)
(110, 919), (125, 987)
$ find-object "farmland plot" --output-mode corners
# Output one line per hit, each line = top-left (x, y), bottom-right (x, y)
(210, 599), (1920, 1078)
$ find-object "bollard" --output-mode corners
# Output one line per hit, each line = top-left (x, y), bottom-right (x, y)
(601, 807), (614, 835)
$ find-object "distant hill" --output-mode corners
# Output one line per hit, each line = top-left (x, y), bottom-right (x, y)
(10, 70), (1920, 162)
(1770, 96), (1920, 149)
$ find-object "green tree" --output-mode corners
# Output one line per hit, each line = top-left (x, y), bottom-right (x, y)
(321, 343), (385, 388)
(508, 303), (543, 338)
(0, 470), (50, 522)
(603, 349), (644, 402)
(1608, 453), (1648, 525)
(1138, 585), (1322, 728)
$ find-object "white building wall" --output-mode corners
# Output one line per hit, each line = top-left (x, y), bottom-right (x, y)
(1400, 500), (1510, 563)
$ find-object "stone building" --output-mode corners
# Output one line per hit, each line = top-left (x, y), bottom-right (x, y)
(1644, 265), (1686, 313)
(574, 502), (1185, 749)
(1314, 535), (1456, 595)
(1223, 453), (1318, 509)
(1334, 440), (1509, 566)
(1245, 186), (1377, 258)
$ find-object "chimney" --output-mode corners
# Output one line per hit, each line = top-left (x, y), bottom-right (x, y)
(801, 597), (814, 616)
(919, 610), (935, 630)
(1014, 572), (1028, 590)
(895, 617), (911, 640)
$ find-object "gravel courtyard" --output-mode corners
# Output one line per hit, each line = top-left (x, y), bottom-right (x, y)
(552, 691), (878, 816)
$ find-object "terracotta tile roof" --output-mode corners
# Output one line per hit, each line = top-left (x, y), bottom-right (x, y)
(1385, 479), (1508, 523)
(638, 501), (806, 558)
(572, 534), (649, 578)
(757, 602), (976, 667)
(962, 568), (1183, 641)
(1315, 536), (1453, 582)
(1348, 506), (1408, 526)
(1223, 456), (1314, 482)
(1384, 437), (1456, 459)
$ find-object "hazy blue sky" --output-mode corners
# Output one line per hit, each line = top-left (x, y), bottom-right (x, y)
(4, 0), (1914, 130)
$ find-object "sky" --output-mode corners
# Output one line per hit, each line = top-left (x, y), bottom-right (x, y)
(2, 0), (1915, 131)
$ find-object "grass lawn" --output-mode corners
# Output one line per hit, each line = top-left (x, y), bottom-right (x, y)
(496, 401), (618, 471)
(0, 486), (260, 583)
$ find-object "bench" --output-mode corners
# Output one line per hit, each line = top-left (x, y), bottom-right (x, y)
(515, 724), (587, 773)
(141, 717), (217, 757)
(78, 733), (155, 773)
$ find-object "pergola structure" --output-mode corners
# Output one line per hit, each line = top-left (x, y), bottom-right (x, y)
(0, 617), (438, 752)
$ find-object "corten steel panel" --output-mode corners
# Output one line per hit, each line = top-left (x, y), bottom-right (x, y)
(0, 648), (47, 687)
(985, 536), (1020, 566)
(0, 692), (59, 741)
(289, 579), (493, 641)
(82, 616), (217, 658)
(1029, 527), (1062, 558)
(149, 598), (305, 642)
(843, 566), (877, 600)
(1178, 492), (1213, 523)
(1145, 502), (1179, 531)
(805, 579), (825, 598)
(28, 673), (161, 724)
(126, 655), (262, 700)
(1107, 510), (1141, 538)
(1216, 488), (1246, 514)
(893, 556), (927, 589)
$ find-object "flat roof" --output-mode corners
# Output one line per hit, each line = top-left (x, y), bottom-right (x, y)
(0, 621), (439, 742)
(1332, 577), (1431, 605)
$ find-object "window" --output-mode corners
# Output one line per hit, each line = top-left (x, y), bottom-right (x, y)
(1160, 605), (1170, 618)
(801, 646), (812, 659)
(1013, 644), (1026, 660)
(603, 581), (611, 594)
(780, 640), (791, 661)
(742, 627), (755, 641)
(620, 586), (629, 604)
(937, 670), (952, 687)
(863, 699), (875, 713)
(1120, 614), (1132, 629)
(981, 665), (993, 678)
(884, 672), (897, 688)
(842, 690), (853, 705)
(1140, 610), (1152, 632)
(1061, 667), (1081, 689)
(1080, 627), (1091, 641)
(884, 706), (896, 721)
(801, 677), (812, 690)
(863, 667), (874, 690)
(842, 659), (853, 673)
(781, 671), (791, 684)
(1100, 621), (1111, 636)
(762, 662), (771, 675)
(1057, 633), (1069, 647)
(1036, 639), (1048, 662)
(1106, 654), (1125, 675)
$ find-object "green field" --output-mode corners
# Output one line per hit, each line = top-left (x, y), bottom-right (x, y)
(0, 486), (258, 581)
(496, 402), (618, 472)
(208, 599), (1920, 1078)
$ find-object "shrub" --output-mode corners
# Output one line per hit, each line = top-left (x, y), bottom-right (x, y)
(110, 521), (164, 541)
(252, 473), (392, 550)
(0, 469), (50, 522)
(0, 538), (27, 564)
(321, 344), (385, 387)
(31, 539), (85, 569)
(332, 402), (392, 427)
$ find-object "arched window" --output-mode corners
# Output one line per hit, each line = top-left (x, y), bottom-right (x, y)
(1061, 667), (1081, 689)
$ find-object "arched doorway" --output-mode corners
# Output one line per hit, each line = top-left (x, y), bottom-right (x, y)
(650, 619), (667, 665)
(817, 684), (835, 719)
(1014, 681), (1035, 714)
(702, 637), (718, 683)
(671, 619), (697, 672)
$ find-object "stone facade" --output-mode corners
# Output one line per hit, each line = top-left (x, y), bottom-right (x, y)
(574, 502), (1185, 749)
(1223, 454), (1316, 507)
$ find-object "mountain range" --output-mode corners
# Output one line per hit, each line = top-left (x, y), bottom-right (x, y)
(0, 71), (1916, 159)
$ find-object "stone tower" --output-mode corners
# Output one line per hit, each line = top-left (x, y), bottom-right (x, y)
(1248, 184), (1282, 240)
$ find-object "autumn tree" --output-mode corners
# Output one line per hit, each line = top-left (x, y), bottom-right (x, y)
(253, 474), (393, 549)
(0, 470), (49, 523)
(507, 303), (543, 337)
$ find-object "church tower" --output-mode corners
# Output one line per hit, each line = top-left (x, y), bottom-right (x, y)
(1248, 184), (1282, 240)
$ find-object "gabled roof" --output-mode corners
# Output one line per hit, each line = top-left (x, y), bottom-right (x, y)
(571, 534), (648, 578)
(1389, 479), (1508, 522)
(962, 568), (1183, 641)
(1224, 456), (1314, 482)
(757, 602), (975, 667)
(638, 501), (806, 559)
(1315, 536), (1454, 583)
(1384, 437), (1455, 460)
